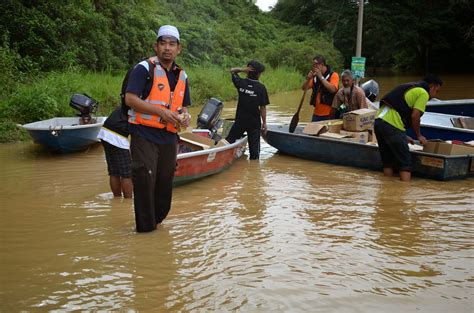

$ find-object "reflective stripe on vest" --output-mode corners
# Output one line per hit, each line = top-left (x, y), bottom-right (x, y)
(128, 59), (187, 133)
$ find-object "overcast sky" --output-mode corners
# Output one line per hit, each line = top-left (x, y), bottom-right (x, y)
(256, 0), (277, 11)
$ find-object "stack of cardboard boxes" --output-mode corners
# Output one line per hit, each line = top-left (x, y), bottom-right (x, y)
(302, 108), (378, 144)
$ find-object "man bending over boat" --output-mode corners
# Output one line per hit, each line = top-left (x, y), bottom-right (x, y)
(374, 74), (443, 181)
(225, 60), (269, 160)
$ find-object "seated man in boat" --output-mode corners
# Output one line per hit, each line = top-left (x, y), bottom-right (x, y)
(302, 55), (339, 121)
(374, 74), (443, 182)
(225, 60), (269, 160)
(331, 70), (368, 118)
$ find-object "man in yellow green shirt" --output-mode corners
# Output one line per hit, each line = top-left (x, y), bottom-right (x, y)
(374, 75), (443, 181)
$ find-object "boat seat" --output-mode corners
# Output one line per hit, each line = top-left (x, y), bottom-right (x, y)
(459, 117), (474, 130)
(451, 117), (474, 129)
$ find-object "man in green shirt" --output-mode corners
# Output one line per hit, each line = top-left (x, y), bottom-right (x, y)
(374, 75), (443, 181)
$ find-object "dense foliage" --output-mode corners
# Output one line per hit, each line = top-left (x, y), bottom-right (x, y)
(272, 0), (474, 73)
(0, 0), (342, 79)
(0, 0), (343, 142)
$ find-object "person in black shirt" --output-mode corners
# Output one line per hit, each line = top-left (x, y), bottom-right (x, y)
(226, 60), (269, 160)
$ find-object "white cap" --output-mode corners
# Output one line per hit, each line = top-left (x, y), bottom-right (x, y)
(157, 25), (180, 42)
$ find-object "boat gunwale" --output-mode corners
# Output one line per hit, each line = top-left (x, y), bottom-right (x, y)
(21, 117), (106, 131)
(427, 99), (474, 106)
(177, 135), (247, 160)
(266, 124), (474, 159)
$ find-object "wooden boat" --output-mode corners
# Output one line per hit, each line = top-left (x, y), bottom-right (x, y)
(20, 117), (106, 153)
(264, 124), (474, 181)
(426, 99), (474, 117)
(174, 129), (247, 186)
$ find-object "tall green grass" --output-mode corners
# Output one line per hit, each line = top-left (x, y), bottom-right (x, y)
(0, 65), (303, 142)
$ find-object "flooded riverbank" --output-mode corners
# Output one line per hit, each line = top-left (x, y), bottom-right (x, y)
(1, 74), (473, 312)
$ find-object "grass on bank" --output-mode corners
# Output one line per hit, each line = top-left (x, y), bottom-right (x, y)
(0, 65), (302, 143)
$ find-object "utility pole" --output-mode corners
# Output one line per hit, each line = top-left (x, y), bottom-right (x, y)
(353, 0), (366, 85)
(356, 0), (364, 58)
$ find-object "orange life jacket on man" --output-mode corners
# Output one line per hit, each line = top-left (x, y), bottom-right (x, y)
(128, 57), (187, 133)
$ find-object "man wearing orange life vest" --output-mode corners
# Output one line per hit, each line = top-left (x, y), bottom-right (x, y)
(302, 55), (339, 122)
(125, 25), (191, 233)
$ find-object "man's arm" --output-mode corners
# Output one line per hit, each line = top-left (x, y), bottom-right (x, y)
(230, 67), (251, 74)
(332, 90), (343, 108)
(355, 88), (368, 109)
(260, 106), (267, 133)
(411, 108), (427, 145)
(329, 90), (343, 118)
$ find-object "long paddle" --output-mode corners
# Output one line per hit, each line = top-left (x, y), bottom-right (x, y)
(289, 81), (310, 133)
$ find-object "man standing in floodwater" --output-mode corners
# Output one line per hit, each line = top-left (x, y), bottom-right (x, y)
(124, 25), (191, 232)
(225, 60), (269, 160)
(374, 74), (443, 182)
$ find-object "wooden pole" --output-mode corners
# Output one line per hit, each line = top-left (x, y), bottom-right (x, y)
(355, 1), (364, 85)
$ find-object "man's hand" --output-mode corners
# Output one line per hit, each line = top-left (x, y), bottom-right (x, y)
(157, 107), (180, 125)
(417, 135), (427, 145)
(180, 112), (191, 127)
(261, 123), (267, 135)
(313, 67), (322, 79)
(406, 135), (415, 144)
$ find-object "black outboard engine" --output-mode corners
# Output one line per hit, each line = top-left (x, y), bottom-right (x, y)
(196, 98), (224, 141)
(69, 93), (98, 124)
(361, 79), (379, 102)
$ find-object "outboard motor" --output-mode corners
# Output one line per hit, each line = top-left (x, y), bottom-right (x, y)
(69, 93), (98, 124)
(196, 98), (224, 141)
(361, 79), (379, 102)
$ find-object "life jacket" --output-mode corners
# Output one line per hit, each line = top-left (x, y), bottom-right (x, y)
(380, 81), (429, 128)
(128, 58), (187, 133)
(310, 67), (336, 107)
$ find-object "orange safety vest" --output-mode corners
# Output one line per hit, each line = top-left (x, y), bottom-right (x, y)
(128, 58), (187, 133)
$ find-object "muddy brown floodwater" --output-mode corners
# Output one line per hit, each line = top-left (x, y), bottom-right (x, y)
(1, 74), (473, 312)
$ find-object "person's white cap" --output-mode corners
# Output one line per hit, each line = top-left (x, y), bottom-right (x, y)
(157, 25), (180, 42)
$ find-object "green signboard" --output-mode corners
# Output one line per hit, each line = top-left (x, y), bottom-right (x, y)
(351, 57), (366, 79)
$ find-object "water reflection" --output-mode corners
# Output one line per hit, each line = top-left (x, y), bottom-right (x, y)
(373, 183), (426, 257)
(368, 181), (473, 300)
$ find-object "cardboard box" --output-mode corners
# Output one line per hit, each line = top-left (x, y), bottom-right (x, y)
(340, 130), (369, 144)
(408, 143), (424, 151)
(423, 140), (474, 155)
(423, 140), (442, 154)
(325, 119), (343, 133)
(343, 108), (377, 131)
(319, 132), (351, 140)
(367, 128), (377, 143)
(180, 132), (220, 149)
(436, 142), (474, 155)
(303, 119), (343, 136)
(303, 123), (328, 136)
